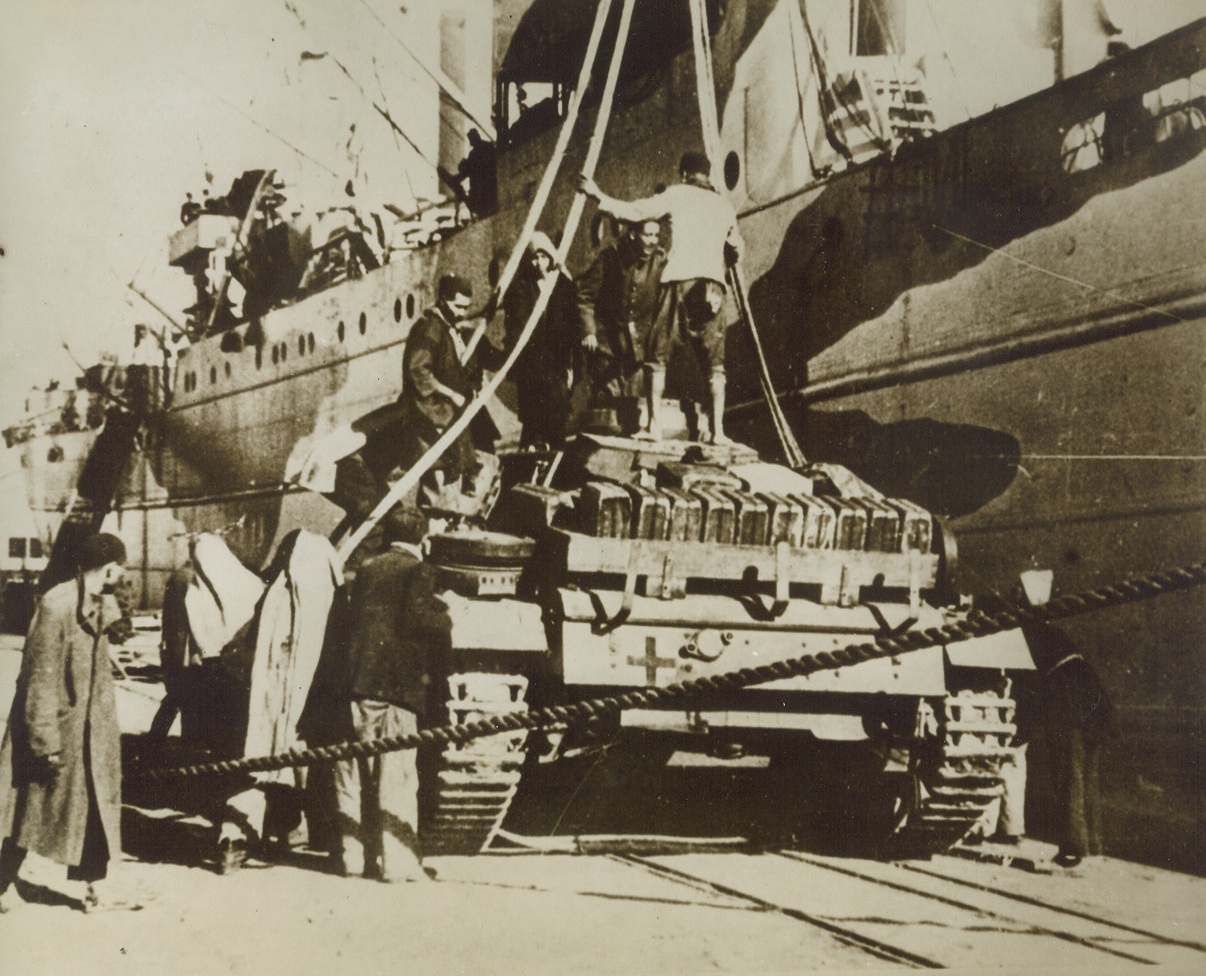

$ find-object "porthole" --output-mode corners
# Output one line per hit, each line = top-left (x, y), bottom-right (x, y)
(256, 346), (263, 369)
(224, 361), (232, 378)
(47, 446), (64, 463)
(406, 293), (416, 319)
(271, 346), (279, 365)
(358, 311), (367, 335)
(298, 336), (306, 356)
(308, 333), (315, 353)
(393, 298), (403, 323)
(723, 151), (741, 191)
(281, 343), (288, 362)
(209, 366), (217, 385)
(337, 321), (345, 342)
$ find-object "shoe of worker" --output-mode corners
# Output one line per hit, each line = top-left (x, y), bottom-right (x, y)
(82, 882), (144, 913)
(217, 837), (249, 876)
(0, 883), (29, 914)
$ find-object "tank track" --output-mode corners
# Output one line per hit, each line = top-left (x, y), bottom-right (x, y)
(420, 672), (529, 856)
(888, 688), (1017, 858)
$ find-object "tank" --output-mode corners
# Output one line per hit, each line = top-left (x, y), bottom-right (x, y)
(419, 432), (1031, 857)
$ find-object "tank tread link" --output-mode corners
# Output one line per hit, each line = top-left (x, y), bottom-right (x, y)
(888, 689), (1016, 857)
(420, 671), (530, 857)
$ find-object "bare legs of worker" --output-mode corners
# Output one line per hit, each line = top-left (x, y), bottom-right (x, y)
(708, 369), (732, 445)
(641, 366), (665, 440)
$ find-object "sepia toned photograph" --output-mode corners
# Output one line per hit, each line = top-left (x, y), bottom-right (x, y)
(0, 1), (1203, 972)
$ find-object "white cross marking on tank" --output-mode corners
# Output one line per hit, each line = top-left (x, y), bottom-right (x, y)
(628, 636), (677, 685)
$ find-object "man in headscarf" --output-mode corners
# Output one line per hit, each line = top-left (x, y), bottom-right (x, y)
(0, 533), (137, 912)
(495, 232), (579, 450)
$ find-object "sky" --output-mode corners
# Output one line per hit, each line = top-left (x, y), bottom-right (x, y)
(0, 0), (444, 427)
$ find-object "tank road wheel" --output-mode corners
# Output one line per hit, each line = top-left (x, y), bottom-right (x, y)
(419, 672), (530, 856)
(886, 687), (1017, 858)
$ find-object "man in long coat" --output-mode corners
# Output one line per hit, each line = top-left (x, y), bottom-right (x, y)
(576, 218), (667, 418)
(0, 533), (130, 912)
(397, 273), (481, 491)
(497, 232), (579, 450)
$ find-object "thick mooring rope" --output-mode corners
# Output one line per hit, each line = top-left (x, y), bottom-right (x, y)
(132, 560), (1206, 783)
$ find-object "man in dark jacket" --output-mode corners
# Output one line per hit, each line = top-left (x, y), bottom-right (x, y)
(398, 274), (480, 488)
(1020, 619), (1113, 867)
(147, 562), (201, 744)
(332, 507), (450, 882)
(576, 219), (666, 419)
(0, 533), (135, 912)
(497, 232), (579, 450)
(331, 273), (481, 520)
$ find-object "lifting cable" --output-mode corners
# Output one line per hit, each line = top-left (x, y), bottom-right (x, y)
(461, 0), (619, 363)
(687, 0), (807, 469)
(132, 558), (1206, 783)
(336, 0), (639, 561)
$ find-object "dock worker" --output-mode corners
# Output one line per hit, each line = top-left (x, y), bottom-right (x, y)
(326, 273), (482, 523)
(576, 218), (667, 428)
(578, 151), (742, 443)
(493, 232), (580, 450)
(398, 273), (481, 495)
(331, 507), (449, 883)
(454, 129), (498, 218)
(0, 533), (139, 913)
(1021, 618), (1113, 868)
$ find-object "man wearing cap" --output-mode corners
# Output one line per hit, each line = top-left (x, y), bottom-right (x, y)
(579, 152), (742, 443)
(332, 507), (449, 882)
(495, 232), (579, 450)
(576, 218), (667, 421)
(0, 533), (136, 912)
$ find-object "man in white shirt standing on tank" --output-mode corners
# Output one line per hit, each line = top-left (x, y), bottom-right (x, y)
(579, 151), (742, 444)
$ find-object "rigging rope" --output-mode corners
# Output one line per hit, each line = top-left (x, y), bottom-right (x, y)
(462, 0), (618, 363)
(688, 0), (807, 469)
(931, 224), (1190, 326)
(349, 0), (497, 143)
(336, 0), (638, 561)
(131, 558), (1206, 783)
(785, 1), (821, 180)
